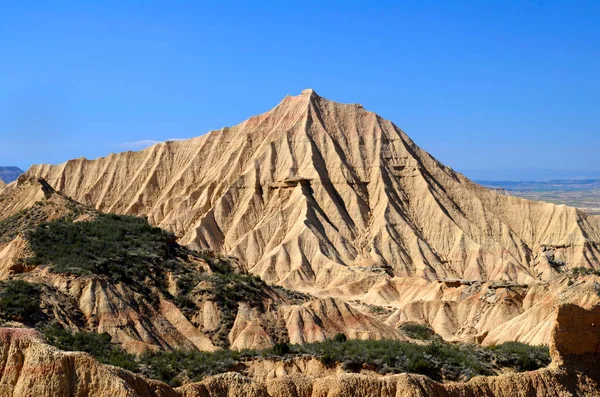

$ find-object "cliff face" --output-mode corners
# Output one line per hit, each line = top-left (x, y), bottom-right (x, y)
(0, 303), (599, 397)
(3, 89), (597, 293)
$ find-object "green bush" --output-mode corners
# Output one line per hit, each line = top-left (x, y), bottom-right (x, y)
(272, 342), (290, 356)
(570, 267), (600, 277)
(486, 342), (550, 372)
(139, 348), (244, 386)
(333, 333), (348, 343)
(41, 325), (139, 372)
(23, 214), (187, 297)
(0, 280), (42, 324)
(400, 323), (436, 340)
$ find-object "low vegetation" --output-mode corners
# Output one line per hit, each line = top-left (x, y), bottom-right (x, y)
(24, 213), (177, 280)
(0, 280), (43, 325)
(570, 267), (600, 277)
(42, 329), (550, 386)
(486, 342), (551, 372)
(400, 323), (436, 340)
(139, 348), (245, 387)
(41, 324), (139, 372)
(22, 213), (201, 302)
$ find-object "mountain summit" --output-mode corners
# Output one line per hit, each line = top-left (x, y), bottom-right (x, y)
(3, 90), (600, 292)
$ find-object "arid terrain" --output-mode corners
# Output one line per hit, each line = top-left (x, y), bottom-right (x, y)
(0, 90), (599, 396)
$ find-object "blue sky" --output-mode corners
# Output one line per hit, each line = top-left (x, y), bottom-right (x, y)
(0, 1), (599, 180)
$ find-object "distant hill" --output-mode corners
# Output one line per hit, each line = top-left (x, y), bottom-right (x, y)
(0, 166), (24, 183)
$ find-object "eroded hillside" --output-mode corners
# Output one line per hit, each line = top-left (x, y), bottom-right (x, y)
(1, 90), (600, 346)
(0, 179), (405, 354)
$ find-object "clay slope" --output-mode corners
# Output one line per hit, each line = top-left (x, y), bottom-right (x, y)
(0, 180), (403, 354)
(2, 89), (599, 294)
(1, 303), (599, 397)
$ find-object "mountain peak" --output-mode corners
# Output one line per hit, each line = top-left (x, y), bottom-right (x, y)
(300, 88), (318, 96)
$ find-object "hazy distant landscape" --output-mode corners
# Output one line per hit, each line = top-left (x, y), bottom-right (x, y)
(478, 179), (600, 215)
(0, 166), (23, 184)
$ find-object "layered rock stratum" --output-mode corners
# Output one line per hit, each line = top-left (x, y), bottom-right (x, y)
(1, 89), (599, 348)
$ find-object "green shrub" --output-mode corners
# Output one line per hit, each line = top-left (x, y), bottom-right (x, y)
(333, 333), (348, 343)
(0, 280), (42, 324)
(41, 325), (139, 372)
(486, 342), (550, 372)
(272, 342), (290, 356)
(139, 348), (244, 386)
(400, 323), (436, 340)
(570, 267), (600, 277)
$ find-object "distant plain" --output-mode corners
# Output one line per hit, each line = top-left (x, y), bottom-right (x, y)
(479, 179), (600, 215)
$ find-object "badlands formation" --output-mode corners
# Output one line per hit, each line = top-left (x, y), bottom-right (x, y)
(2, 89), (600, 345)
(0, 89), (600, 395)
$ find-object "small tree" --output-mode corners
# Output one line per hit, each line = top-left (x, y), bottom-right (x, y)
(333, 333), (348, 343)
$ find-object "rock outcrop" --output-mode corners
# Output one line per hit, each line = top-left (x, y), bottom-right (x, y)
(1, 303), (599, 396)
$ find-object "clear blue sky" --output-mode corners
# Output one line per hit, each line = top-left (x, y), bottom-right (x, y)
(1, 1), (599, 180)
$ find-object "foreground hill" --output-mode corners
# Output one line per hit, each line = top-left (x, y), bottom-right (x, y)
(0, 303), (598, 396)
